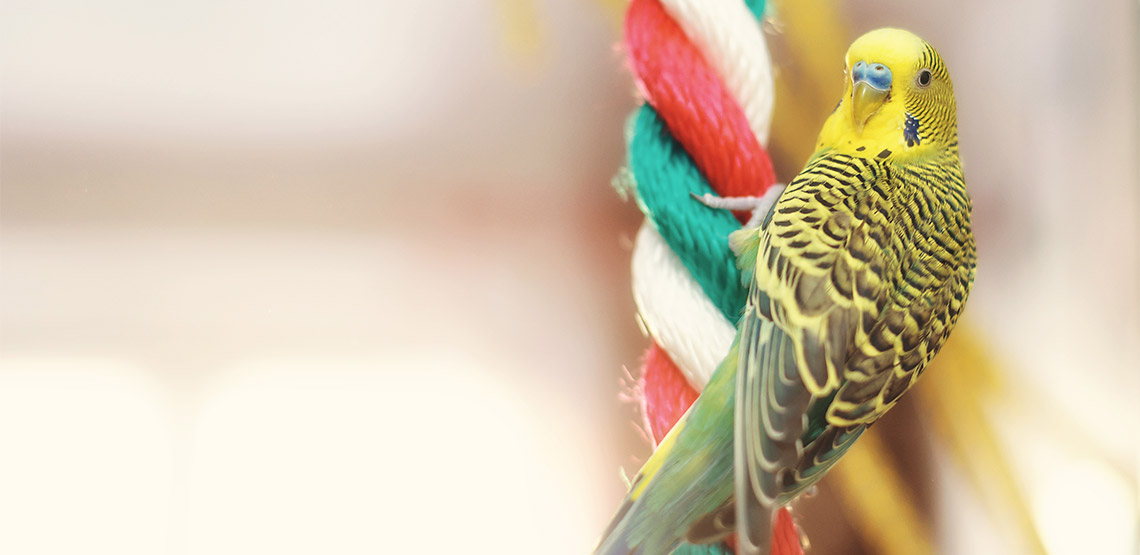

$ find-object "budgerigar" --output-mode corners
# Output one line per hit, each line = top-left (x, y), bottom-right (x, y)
(597, 28), (976, 555)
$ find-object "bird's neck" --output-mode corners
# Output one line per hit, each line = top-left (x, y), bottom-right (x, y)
(814, 102), (958, 164)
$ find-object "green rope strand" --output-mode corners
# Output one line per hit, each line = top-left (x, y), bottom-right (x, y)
(625, 104), (748, 321)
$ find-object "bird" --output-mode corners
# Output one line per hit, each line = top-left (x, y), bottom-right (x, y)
(596, 28), (976, 555)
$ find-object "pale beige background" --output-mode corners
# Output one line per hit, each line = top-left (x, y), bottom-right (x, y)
(2, 1), (1137, 554)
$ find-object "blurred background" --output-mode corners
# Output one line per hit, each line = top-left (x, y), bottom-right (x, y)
(0, 0), (1137, 554)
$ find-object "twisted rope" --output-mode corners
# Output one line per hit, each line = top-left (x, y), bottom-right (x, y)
(619, 0), (800, 553)
(622, 0), (774, 451)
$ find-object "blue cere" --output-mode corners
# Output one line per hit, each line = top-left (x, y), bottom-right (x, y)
(852, 60), (893, 91)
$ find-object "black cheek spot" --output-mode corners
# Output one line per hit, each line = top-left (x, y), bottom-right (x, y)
(856, 146), (866, 152)
(903, 113), (922, 147)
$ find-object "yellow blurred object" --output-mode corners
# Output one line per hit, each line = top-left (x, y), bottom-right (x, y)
(830, 433), (936, 555)
(766, 0), (847, 180)
(919, 325), (1049, 555)
(594, 0), (627, 33)
(495, 0), (545, 69)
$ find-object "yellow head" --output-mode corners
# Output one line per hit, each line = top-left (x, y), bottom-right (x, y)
(816, 28), (957, 161)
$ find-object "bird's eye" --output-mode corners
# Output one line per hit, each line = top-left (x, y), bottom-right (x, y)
(917, 69), (932, 87)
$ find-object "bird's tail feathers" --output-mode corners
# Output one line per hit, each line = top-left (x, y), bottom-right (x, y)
(594, 407), (694, 555)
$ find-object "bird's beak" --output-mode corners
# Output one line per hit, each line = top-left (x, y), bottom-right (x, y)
(851, 80), (889, 135)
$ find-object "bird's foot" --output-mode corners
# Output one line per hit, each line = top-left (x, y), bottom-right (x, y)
(692, 184), (786, 229)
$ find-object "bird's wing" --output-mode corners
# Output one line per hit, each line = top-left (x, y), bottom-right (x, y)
(730, 156), (898, 527)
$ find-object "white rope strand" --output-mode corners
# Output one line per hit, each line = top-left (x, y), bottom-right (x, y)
(631, 223), (736, 389)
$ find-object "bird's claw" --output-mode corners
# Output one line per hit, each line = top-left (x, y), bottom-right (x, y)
(691, 185), (787, 229)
